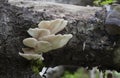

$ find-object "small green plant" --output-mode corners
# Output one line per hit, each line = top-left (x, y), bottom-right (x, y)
(62, 67), (120, 78)
(94, 0), (116, 6)
(62, 68), (89, 78)
(31, 59), (44, 74)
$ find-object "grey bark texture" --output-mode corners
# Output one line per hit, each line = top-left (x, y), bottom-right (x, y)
(9, 0), (94, 6)
(0, 0), (120, 78)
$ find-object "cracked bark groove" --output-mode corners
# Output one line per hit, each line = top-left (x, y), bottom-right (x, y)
(0, 1), (120, 78)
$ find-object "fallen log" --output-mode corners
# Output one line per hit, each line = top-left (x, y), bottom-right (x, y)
(0, 0), (120, 78)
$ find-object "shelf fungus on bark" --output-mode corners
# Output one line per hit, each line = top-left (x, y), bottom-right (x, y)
(19, 52), (44, 60)
(105, 4), (120, 35)
(19, 19), (73, 60)
(19, 48), (44, 60)
(23, 38), (38, 48)
(38, 19), (68, 34)
(27, 28), (50, 39)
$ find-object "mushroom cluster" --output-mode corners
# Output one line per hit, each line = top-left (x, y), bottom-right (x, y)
(19, 19), (73, 60)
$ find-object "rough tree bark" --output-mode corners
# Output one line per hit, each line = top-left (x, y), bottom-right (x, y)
(0, 0), (120, 78)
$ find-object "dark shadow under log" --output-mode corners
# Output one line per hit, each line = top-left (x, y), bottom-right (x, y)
(0, 1), (120, 78)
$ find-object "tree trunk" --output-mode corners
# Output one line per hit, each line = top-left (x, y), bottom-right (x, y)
(0, 1), (120, 78)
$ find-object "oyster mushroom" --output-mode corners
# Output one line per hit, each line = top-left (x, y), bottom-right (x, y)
(19, 19), (73, 60)
(38, 19), (68, 34)
(23, 38), (37, 48)
(19, 52), (43, 60)
(39, 34), (73, 49)
(27, 28), (50, 38)
(35, 41), (52, 53)
(19, 48), (44, 60)
(22, 48), (35, 54)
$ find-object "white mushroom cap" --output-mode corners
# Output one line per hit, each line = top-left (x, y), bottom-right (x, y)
(38, 19), (68, 34)
(19, 52), (44, 60)
(27, 28), (50, 38)
(39, 34), (73, 50)
(35, 41), (52, 53)
(50, 19), (68, 34)
(23, 38), (37, 48)
(22, 48), (35, 54)
(58, 34), (73, 48)
(21, 19), (73, 60)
